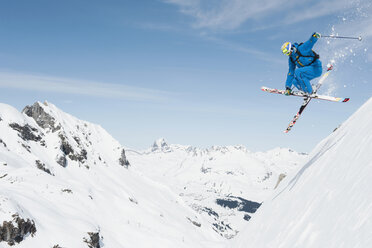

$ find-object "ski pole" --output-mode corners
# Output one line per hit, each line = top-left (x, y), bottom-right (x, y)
(321, 35), (362, 41)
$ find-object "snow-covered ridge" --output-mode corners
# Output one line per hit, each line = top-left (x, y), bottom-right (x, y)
(0, 102), (225, 247)
(0, 101), (311, 246)
(147, 137), (304, 157)
(0, 101), (129, 171)
(127, 138), (308, 238)
(233, 97), (372, 248)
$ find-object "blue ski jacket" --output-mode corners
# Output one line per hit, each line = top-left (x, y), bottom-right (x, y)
(285, 34), (322, 87)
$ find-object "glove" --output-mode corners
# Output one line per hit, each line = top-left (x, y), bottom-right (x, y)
(312, 32), (321, 38)
(284, 87), (292, 96)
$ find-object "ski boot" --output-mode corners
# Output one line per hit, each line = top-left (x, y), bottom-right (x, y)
(284, 87), (292, 96)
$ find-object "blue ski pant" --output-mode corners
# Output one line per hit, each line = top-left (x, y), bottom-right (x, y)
(290, 65), (322, 94)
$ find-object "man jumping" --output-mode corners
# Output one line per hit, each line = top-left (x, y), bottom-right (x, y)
(281, 32), (322, 96)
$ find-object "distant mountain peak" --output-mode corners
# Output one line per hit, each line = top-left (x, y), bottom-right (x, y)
(23, 101), (61, 132)
(1, 101), (222, 247)
(152, 138), (170, 152)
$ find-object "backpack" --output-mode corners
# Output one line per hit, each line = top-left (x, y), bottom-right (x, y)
(290, 42), (320, 66)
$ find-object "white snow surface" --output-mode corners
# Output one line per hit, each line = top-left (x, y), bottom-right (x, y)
(127, 139), (307, 238)
(233, 97), (372, 248)
(3, 97), (370, 247)
(0, 102), (226, 248)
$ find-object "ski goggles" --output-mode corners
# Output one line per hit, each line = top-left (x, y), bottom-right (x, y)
(281, 42), (292, 56)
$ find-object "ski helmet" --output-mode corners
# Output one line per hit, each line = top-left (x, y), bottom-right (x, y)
(281, 42), (292, 56)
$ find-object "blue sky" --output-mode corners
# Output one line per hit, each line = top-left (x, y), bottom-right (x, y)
(0, 0), (371, 152)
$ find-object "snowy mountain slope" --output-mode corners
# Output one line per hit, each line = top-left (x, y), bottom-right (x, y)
(0, 102), (225, 247)
(127, 139), (307, 238)
(233, 97), (372, 248)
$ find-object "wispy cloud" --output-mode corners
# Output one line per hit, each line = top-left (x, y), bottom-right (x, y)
(163, 0), (354, 31)
(164, 0), (287, 30)
(0, 71), (258, 117)
(0, 71), (173, 102)
(282, 0), (353, 25)
(200, 34), (285, 64)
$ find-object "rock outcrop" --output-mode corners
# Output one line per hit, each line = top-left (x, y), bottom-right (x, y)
(83, 232), (101, 248)
(0, 214), (37, 246)
(119, 149), (130, 168)
(23, 102), (61, 132)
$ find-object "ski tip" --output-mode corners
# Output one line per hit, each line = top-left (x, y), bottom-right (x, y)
(343, 98), (350, 102)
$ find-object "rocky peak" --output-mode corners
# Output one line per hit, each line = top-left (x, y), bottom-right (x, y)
(151, 138), (171, 152)
(119, 149), (130, 168)
(22, 102), (61, 132)
(0, 213), (37, 246)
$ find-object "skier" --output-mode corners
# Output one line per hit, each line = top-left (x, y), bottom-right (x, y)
(281, 32), (322, 96)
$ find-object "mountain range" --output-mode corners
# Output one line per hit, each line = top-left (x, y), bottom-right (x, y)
(1, 98), (371, 247)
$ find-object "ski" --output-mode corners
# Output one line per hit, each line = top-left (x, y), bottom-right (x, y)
(261, 87), (350, 103)
(310, 94), (349, 102)
(283, 65), (334, 133)
(284, 97), (311, 133)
